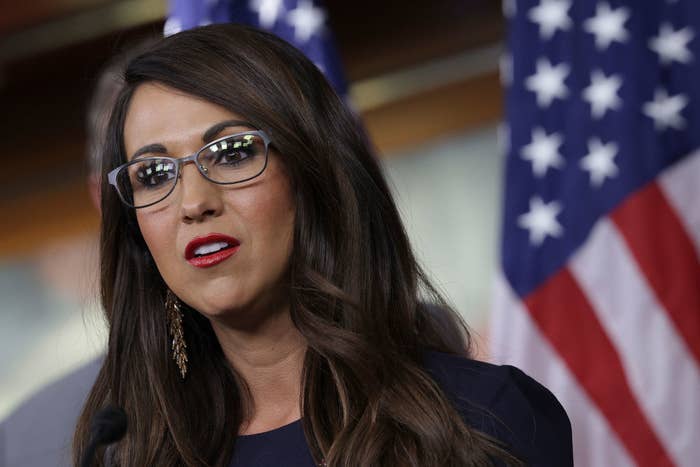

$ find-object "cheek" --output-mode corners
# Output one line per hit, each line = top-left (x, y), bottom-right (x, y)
(267, 175), (295, 232)
(238, 178), (296, 269)
(252, 192), (294, 238)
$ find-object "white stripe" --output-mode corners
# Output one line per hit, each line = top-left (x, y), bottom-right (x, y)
(658, 148), (700, 256)
(491, 274), (635, 467)
(570, 218), (700, 466)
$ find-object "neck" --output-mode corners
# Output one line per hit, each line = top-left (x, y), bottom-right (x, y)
(210, 306), (307, 434)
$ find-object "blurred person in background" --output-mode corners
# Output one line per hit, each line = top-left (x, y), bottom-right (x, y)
(73, 24), (572, 466)
(0, 39), (153, 467)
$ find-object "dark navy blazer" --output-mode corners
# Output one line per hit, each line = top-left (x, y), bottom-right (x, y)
(230, 351), (573, 466)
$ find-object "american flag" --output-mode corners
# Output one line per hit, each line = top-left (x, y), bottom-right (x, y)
(164, 0), (348, 95)
(492, 1), (700, 466)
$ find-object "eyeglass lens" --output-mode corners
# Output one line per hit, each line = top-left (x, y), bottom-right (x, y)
(115, 132), (268, 208)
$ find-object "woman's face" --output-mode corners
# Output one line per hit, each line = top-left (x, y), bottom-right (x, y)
(123, 83), (295, 324)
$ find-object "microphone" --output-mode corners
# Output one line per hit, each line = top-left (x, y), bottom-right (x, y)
(80, 405), (128, 467)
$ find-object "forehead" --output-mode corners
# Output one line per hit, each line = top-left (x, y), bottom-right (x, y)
(123, 83), (245, 158)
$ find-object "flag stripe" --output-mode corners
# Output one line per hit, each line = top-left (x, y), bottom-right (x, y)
(611, 180), (700, 365)
(523, 269), (674, 467)
(491, 274), (635, 467)
(570, 218), (700, 466)
(658, 150), (700, 256)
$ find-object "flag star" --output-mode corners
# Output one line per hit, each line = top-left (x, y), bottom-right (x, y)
(582, 70), (623, 119)
(163, 16), (183, 37)
(525, 58), (570, 108)
(580, 138), (619, 187)
(249, 0), (285, 28)
(583, 2), (630, 50)
(521, 127), (565, 177)
(643, 88), (688, 131)
(649, 23), (695, 65)
(518, 197), (564, 246)
(528, 0), (572, 40)
(286, 0), (326, 43)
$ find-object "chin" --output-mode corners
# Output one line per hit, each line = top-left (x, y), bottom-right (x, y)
(189, 292), (248, 318)
(177, 274), (243, 312)
(198, 288), (290, 330)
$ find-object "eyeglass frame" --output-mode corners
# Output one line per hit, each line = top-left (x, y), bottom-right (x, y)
(107, 129), (272, 209)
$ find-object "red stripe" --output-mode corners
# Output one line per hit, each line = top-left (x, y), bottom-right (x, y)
(525, 269), (674, 467)
(611, 181), (700, 365)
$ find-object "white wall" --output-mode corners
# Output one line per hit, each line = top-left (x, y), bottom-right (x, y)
(382, 125), (503, 343)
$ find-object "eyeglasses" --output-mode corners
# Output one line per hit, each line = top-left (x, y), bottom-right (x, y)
(107, 130), (271, 208)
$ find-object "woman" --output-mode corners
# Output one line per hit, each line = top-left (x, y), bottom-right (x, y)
(74, 24), (572, 466)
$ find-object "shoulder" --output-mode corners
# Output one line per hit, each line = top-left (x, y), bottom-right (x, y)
(0, 357), (102, 467)
(422, 350), (573, 467)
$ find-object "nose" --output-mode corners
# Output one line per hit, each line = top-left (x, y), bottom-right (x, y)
(177, 163), (223, 223)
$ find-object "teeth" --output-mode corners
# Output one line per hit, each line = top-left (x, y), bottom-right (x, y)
(194, 241), (229, 257)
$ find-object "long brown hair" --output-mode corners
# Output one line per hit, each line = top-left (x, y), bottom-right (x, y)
(74, 24), (520, 466)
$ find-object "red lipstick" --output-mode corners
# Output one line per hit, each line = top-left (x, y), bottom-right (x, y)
(185, 233), (240, 268)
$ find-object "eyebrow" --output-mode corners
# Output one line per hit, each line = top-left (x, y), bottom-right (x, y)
(202, 119), (254, 143)
(130, 119), (255, 160)
(131, 143), (168, 160)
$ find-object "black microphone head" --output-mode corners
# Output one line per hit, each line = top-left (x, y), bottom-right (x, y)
(90, 405), (128, 445)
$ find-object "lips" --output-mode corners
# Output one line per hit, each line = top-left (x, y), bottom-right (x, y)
(185, 233), (240, 268)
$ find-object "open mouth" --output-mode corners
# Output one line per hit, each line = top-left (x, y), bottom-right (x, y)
(193, 241), (233, 257)
(185, 234), (240, 268)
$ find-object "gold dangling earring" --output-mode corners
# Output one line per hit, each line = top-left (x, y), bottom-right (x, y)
(165, 290), (188, 379)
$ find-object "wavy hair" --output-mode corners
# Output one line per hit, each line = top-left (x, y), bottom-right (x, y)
(74, 24), (520, 466)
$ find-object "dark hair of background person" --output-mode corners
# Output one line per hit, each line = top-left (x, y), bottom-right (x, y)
(85, 37), (159, 206)
(73, 24), (522, 466)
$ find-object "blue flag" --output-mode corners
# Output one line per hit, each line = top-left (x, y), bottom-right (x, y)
(164, 0), (348, 95)
(492, 1), (700, 466)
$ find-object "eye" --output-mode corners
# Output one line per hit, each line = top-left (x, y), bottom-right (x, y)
(214, 147), (250, 166)
(204, 134), (260, 168)
(132, 159), (177, 189)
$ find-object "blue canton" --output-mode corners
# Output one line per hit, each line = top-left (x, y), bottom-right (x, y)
(502, 0), (700, 297)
